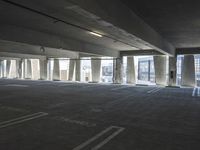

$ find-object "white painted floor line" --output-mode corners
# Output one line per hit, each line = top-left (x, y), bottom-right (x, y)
(4, 84), (29, 87)
(192, 88), (197, 97)
(111, 86), (130, 91)
(72, 126), (125, 150)
(91, 127), (125, 150)
(147, 87), (162, 94)
(0, 112), (48, 129)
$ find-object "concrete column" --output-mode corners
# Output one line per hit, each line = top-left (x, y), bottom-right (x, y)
(0, 60), (2, 78)
(26, 59), (32, 79)
(182, 55), (196, 87)
(91, 58), (101, 83)
(127, 56), (135, 84)
(39, 59), (47, 80)
(22, 59), (26, 79)
(113, 57), (123, 84)
(53, 59), (60, 80)
(6, 60), (11, 78)
(75, 59), (81, 81)
(16, 59), (23, 79)
(168, 56), (177, 86)
(154, 56), (168, 86)
(68, 59), (75, 81)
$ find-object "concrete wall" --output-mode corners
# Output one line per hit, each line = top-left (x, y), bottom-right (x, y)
(182, 55), (196, 87)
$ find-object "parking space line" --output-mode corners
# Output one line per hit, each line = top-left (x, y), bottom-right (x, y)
(73, 126), (125, 150)
(3, 84), (29, 87)
(192, 87), (200, 97)
(147, 87), (162, 94)
(111, 86), (131, 91)
(0, 112), (48, 129)
(192, 88), (197, 97)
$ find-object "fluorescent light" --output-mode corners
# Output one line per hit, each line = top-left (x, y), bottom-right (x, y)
(89, 31), (103, 37)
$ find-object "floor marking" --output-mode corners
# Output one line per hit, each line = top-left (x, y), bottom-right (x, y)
(58, 117), (96, 127)
(4, 84), (29, 87)
(192, 88), (197, 97)
(192, 87), (200, 97)
(111, 86), (131, 91)
(0, 112), (48, 129)
(72, 126), (125, 150)
(147, 87), (162, 94)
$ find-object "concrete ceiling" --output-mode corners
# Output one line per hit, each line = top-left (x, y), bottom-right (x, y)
(121, 0), (200, 49)
(0, 0), (155, 56)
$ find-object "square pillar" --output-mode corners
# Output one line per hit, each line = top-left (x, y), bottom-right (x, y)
(113, 57), (123, 84)
(168, 56), (177, 86)
(26, 59), (32, 79)
(75, 59), (81, 82)
(39, 59), (47, 80)
(53, 59), (60, 81)
(16, 59), (23, 79)
(182, 55), (196, 87)
(68, 59), (75, 81)
(6, 60), (11, 78)
(91, 58), (101, 83)
(154, 56), (168, 86)
(127, 56), (135, 84)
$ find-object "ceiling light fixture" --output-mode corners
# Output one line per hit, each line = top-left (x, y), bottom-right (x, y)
(89, 32), (103, 37)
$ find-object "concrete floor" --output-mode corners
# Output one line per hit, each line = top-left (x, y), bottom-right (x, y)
(0, 79), (199, 150)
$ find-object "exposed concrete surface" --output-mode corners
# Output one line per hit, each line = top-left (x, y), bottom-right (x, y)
(26, 59), (32, 79)
(91, 58), (101, 82)
(53, 59), (60, 81)
(126, 56), (135, 84)
(182, 55), (196, 87)
(68, 59), (75, 81)
(39, 59), (47, 80)
(6, 60), (11, 78)
(75, 59), (81, 81)
(0, 79), (199, 149)
(168, 57), (177, 86)
(154, 56), (168, 86)
(113, 58), (122, 84)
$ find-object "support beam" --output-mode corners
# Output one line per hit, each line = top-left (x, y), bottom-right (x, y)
(120, 50), (163, 56)
(154, 56), (168, 86)
(71, 0), (175, 55)
(182, 55), (196, 87)
(68, 59), (75, 81)
(39, 59), (47, 80)
(53, 59), (60, 81)
(126, 56), (135, 84)
(91, 58), (101, 83)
